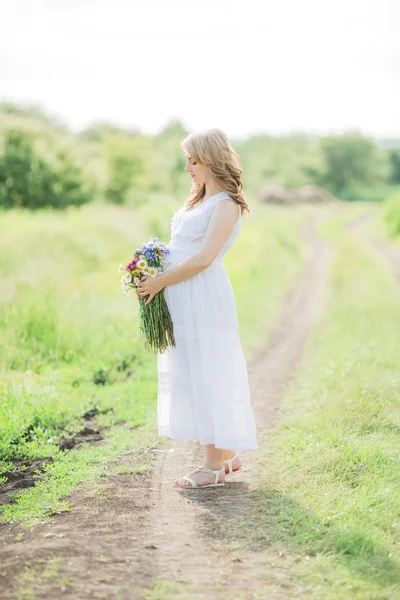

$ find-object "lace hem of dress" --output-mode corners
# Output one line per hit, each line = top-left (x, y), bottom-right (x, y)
(158, 425), (258, 450)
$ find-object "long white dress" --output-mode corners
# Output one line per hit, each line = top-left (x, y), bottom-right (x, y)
(157, 191), (258, 450)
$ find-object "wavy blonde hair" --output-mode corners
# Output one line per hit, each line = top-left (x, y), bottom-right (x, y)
(180, 128), (250, 216)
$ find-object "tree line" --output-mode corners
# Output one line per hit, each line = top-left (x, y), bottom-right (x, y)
(0, 102), (399, 209)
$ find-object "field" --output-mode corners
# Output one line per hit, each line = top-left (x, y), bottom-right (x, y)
(1, 200), (400, 600)
(0, 200), (306, 523)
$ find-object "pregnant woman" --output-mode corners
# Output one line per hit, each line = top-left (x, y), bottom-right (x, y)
(137, 128), (258, 489)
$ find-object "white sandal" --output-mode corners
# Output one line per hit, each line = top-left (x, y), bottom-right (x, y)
(173, 466), (225, 489)
(224, 452), (243, 478)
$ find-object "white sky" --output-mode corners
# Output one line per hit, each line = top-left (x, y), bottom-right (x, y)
(1, 0), (399, 138)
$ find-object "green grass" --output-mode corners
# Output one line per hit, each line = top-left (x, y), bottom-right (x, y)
(382, 188), (400, 238)
(143, 578), (198, 600)
(362, 190), (400, 249)
(0, 201), (306, 523)
(227, 203), (307, 352)
(5, 200), (400, 595)
(247, 215), (400, 599)
(0, 424), (156, 525)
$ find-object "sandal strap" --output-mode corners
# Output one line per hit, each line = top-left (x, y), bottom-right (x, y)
(196, 466), (224, 475)
(195, 465), (224, 484)
(180, 476), (197, 488)
(223, 452), (240, 474)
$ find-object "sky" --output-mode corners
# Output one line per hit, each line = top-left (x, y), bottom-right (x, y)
(1, 0), (399, 139)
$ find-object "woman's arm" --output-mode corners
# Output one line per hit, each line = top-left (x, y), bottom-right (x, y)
(137, 199), (239, 305)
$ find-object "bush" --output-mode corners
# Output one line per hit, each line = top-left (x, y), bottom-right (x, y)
(338, 183), (394, 203)
(319, 133), (389, 198)
(0, 128), (90, 209)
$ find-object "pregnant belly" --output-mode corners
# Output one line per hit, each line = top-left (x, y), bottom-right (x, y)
(165, 241), (223, 270)
(162, 238), (231, 331)
(164, 243), (196, 269)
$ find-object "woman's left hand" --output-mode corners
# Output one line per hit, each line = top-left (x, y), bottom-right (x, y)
(137, 275), (164, 306)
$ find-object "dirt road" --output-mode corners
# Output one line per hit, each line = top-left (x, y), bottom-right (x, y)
(0, 218), (331, 600)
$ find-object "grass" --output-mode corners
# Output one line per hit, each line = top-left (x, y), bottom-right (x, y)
(227, 203), (307, 352)
(143, 578), (198, 600)
(0, 424), (156, 525)
(0, 200), (306, 523)
(4, 199), (400, 596)
(381, 188), (400, 238)
(243, 213), (400, 599)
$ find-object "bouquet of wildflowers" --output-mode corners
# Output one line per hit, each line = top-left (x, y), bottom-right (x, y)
(119, 237), (176, 353)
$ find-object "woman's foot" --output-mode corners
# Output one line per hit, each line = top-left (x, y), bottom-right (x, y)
(173, 465), (225, 488)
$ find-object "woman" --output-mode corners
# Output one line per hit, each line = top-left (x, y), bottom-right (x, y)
(137, 128), (257, 489)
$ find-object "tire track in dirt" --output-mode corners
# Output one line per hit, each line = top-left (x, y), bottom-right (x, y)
(140, 217), (332, 599)
(0, 216), (331, 600)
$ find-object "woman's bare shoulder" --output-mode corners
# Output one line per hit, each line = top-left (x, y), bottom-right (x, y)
(212, 197), (239, 222)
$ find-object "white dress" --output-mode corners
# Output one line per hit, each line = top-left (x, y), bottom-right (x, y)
(157, 191), (258, 450)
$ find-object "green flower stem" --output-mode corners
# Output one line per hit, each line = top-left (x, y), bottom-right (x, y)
(138, 291), (176, 353)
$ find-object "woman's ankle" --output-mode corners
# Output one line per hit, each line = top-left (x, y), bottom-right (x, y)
(222, 450), (237, 460)
(204, 444), (224, 470)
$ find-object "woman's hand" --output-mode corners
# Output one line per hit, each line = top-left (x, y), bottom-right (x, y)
(137, 275), (164, 306)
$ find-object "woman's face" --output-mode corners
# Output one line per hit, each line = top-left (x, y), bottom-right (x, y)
(184, 153), (211, 185)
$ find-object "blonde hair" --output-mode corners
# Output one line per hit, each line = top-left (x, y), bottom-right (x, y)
(180, 128), (250, 216)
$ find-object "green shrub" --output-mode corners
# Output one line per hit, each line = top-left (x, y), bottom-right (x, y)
(0, 129), (90, 209)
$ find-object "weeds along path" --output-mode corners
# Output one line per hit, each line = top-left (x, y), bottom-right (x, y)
(349, 213), (400, 282)
(0, 217), (331, 600)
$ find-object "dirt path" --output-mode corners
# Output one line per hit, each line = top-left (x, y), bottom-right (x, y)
(0, 218), (331, 600)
